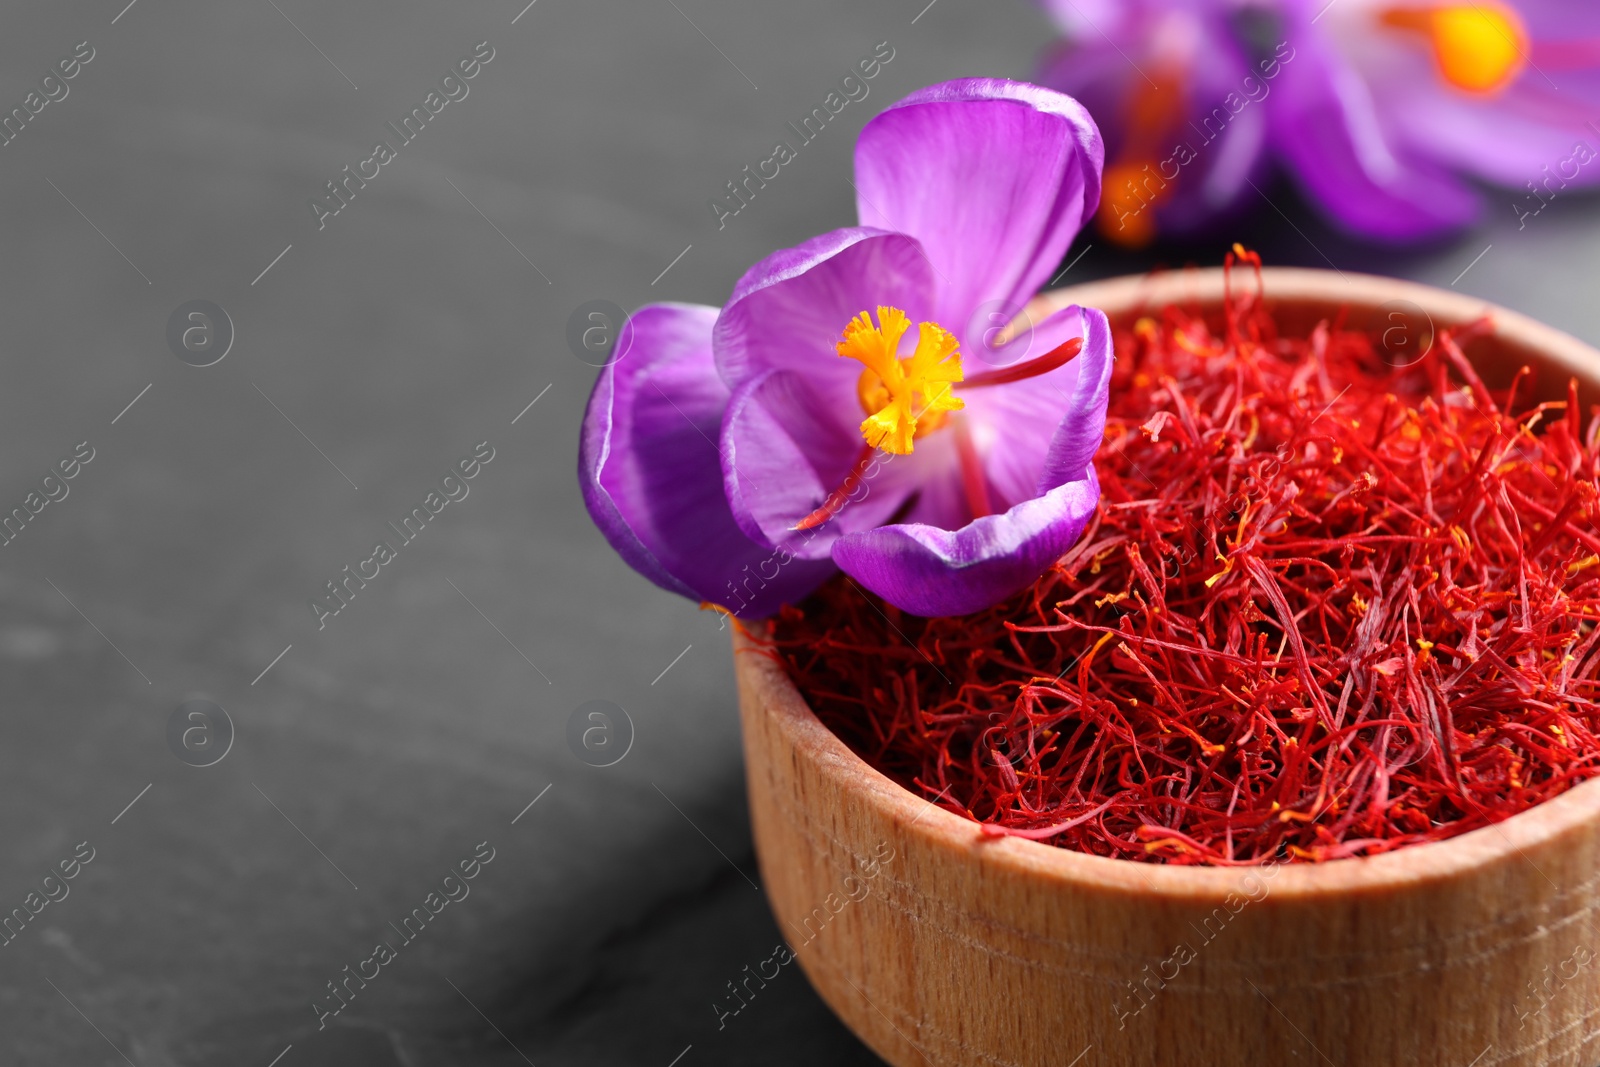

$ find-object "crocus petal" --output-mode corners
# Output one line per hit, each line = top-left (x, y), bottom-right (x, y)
(883, 430), (970, 532)
(721, 369), (926, 559)
(713, 228), (937, 396)
(968, 300), (1084, 372)
(579, 303), (833, 617)
(1382, 77), (1600, 189)
(1037, 306), (1115, 491)
(1186, 102), (1270, 223)
(1517, 0), (1600, 43)
(1035, 0), (1124, 31)
(960, 304), (1097, 509)
(852, 79), (1103, 345)
(1317, 0), (1600, 191)
(832, 471), (1101, 617)
(1270, 14), (1481, 240)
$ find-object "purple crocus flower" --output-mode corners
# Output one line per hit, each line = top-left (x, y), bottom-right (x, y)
(580, 79), (1113, 618)
(1037, 0), (1600, 243)
(1037, 0), (1277, 246)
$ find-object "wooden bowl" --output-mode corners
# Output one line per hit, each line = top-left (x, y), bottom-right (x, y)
(733, 268), (1600, 1067)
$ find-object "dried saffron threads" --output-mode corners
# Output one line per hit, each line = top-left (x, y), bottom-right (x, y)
(759, 251), (1600, 866)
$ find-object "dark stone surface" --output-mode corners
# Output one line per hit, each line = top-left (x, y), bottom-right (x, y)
(0, 1), (1596, 1065)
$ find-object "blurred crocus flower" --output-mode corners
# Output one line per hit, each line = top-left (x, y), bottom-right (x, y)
(1038, 0), (1285, 245)
(1038, 0), (1600, 243)
(581, 79), (1113, 618)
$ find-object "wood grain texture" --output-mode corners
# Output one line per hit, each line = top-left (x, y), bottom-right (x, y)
(735, 268), (1600, 1067)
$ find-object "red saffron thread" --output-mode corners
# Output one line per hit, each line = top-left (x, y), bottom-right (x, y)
(953, 416), (993, 521)
(959, 337), (1085, 389)
(793, 444), (878, 532)
(758, 250), (1600, 866)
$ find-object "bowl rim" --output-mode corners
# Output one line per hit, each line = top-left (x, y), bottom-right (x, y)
(745, 265), (1600, 903)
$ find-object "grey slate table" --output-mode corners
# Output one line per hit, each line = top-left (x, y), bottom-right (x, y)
(2, 2), (1598, 1065)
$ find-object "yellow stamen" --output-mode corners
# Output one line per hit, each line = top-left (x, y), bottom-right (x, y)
(1381, 3), (1528, 95)
(837, 306), (964, 455)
